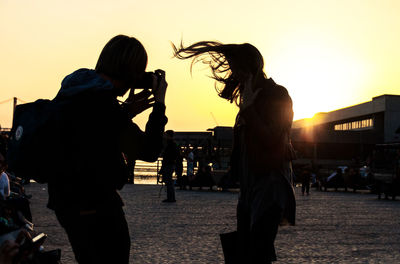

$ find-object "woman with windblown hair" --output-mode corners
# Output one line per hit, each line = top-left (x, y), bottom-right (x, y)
(174, 41), (296, 263)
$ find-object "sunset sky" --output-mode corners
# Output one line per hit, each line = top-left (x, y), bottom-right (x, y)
(1, 0), (399, 131)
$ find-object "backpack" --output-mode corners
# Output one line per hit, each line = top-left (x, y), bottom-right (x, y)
(7, 99), (60, 183)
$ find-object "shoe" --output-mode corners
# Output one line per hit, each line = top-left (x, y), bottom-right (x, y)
(162, 199), (176, 203)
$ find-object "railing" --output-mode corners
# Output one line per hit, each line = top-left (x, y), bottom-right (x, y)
(134, 158), (191, 184)
(134, 159), (206, 184)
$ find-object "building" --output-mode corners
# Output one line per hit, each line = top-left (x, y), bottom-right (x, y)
(171, 95), (400, 168)
(174, 127), (233, 169)
(174, 126), (233, 149)
(174, 131), (213, 147)
(291, 94), (400, 165)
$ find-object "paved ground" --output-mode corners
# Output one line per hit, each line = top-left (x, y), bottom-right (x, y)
(27, 183), (400, 263)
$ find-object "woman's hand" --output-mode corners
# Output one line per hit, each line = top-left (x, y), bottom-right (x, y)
(122, 69), (167, 118)
(151, 69), (168, 105)
(240, 74), (261, 111)
(123, 89), (155, 119)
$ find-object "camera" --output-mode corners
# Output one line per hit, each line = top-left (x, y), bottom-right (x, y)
(133, 72), (155, 89)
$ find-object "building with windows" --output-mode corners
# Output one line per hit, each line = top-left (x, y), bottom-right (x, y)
(291, 94), (400, 163)
(171, 95), (400, 167)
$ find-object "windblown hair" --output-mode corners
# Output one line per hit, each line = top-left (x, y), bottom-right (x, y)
(96, 35), (148, 84)
(173, 41), (266, 105)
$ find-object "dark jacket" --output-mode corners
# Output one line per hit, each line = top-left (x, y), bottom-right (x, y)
(162, 140), (179, 166)
(47, 69), (167, 212)
(232, 78), (296, 227)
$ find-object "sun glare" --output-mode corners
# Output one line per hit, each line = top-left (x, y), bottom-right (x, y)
(268, 36), (368, 121)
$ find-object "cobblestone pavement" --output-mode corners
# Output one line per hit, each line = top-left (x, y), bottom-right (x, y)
(27, 183), (400, 263)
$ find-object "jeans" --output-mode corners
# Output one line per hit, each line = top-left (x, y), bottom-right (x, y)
(55, 205), (130, 264)
(162, 164), (176, 201)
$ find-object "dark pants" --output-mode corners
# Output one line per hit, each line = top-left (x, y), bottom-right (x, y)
(55, 205), (130, 264)
(163, 164), (176, 201)
(301, 181), (310, 194)
(236, 203), (281, 264)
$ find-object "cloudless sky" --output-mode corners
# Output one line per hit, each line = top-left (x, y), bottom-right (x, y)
(1, 0), (400, 131)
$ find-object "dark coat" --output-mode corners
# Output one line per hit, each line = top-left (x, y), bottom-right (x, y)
(47, 69), (167, 212)
(232, 78), (296, 228)
(162, 140), (179, 166)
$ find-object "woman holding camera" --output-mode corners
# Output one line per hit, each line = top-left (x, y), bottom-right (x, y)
(48, 35), (168, 264)
(174, 41), (296, 263)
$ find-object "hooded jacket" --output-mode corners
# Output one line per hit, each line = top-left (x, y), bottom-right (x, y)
(47, 69), (167, 212)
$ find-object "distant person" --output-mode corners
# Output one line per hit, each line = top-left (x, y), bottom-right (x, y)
(124, 154), (135, 184)
(175, 148), (184, 190)
(218, 165), (236, 190)
(195, 163), (213, 190)
(161, 130), (179, 202)
(0, 156), (10, 200)
(191, 144), (209, 188)
(187, 147), (195, 182)
(0, 172), (10, 201)
(174, 41), (296, 263)
(301, 166), (311, 196)
(47, 35), (168, 263)
(334, 168), (344, 192)
(0, 155), (32, 225)
(0, 156), (33, 233)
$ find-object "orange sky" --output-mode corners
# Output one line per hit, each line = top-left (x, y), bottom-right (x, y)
(1, 0), (400, 131)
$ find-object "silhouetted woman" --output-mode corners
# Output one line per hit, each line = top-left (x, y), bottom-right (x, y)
(174, 41), (296, 263)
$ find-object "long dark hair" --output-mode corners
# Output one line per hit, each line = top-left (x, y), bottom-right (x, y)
(173, 41), (266, 105)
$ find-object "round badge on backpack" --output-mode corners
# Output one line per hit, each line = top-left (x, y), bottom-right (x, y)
(15, 125), (23, 141)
